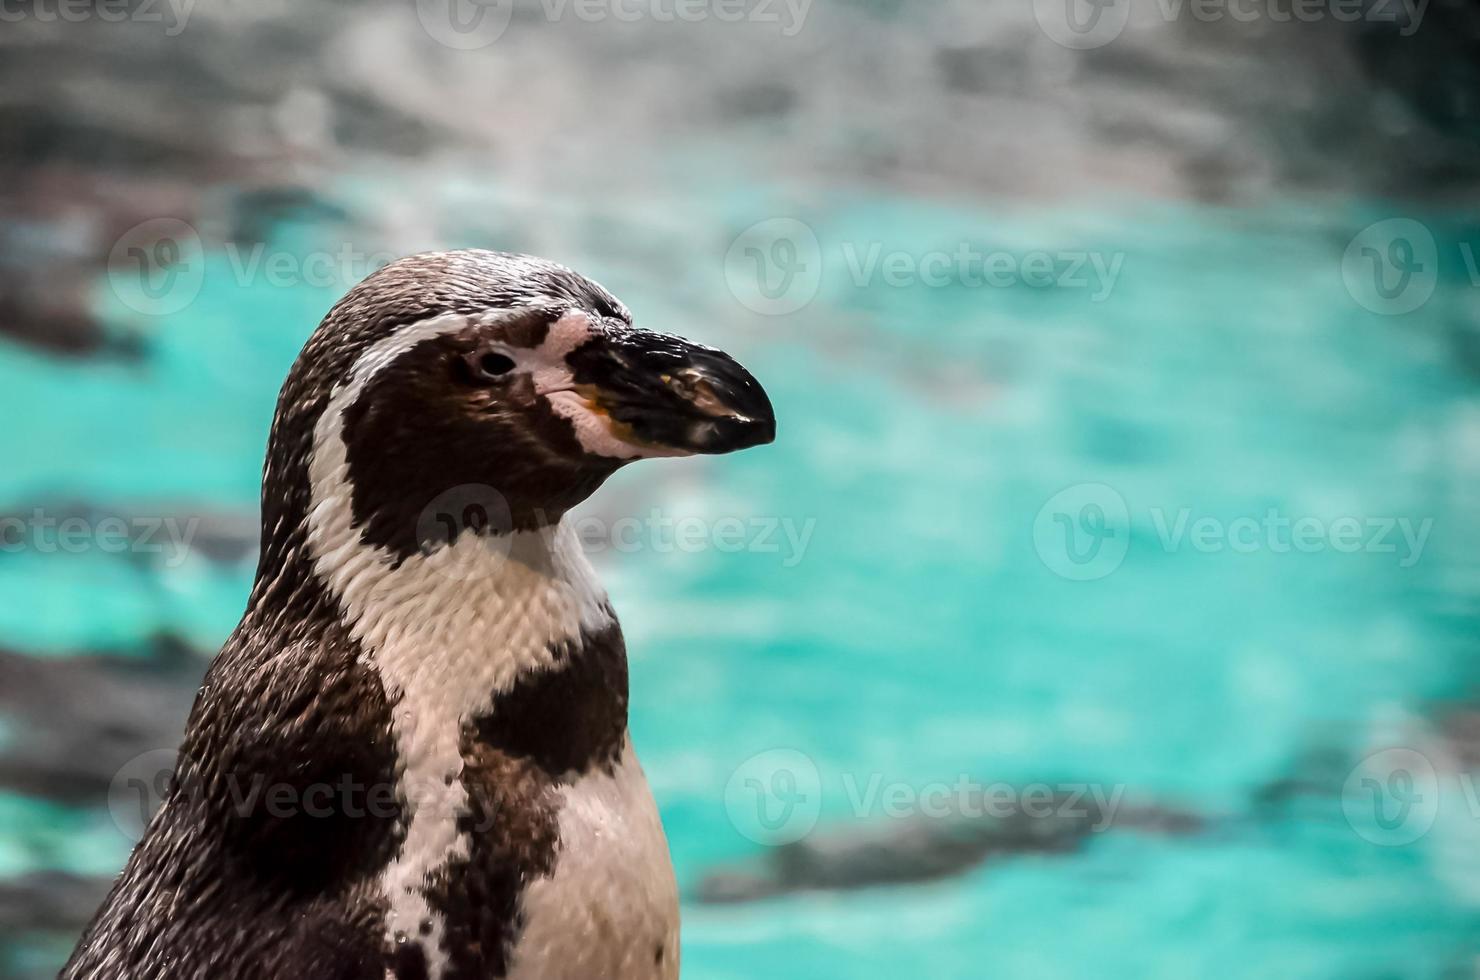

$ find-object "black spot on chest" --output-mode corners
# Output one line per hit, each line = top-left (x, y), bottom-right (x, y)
(470, 620), (629, 777)
(391, 941), (429, 980)
(425, 621), (630, 980)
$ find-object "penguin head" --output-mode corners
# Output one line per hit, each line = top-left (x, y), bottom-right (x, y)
(267, 250), (774, 553)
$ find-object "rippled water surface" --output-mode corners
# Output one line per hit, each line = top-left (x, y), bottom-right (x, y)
(4, 188), (1480, 977)
(6, 0), (1480, 974)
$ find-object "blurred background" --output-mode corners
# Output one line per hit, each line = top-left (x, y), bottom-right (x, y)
(3, 0), (1480, 976)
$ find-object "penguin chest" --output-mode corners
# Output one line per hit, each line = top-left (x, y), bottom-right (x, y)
(504, 741), (680, 980)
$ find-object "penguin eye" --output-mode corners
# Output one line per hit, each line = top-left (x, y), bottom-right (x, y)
(462, 349), (517, 383)
(479, 353), (516, 377)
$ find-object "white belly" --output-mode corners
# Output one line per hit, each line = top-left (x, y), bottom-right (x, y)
(507, 740), (680, 980)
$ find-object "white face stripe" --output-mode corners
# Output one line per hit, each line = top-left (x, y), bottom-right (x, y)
(304, 310), (615, 979)
(526, 309), (633, 461)
(542, 310), (600, 359)
(546, 390), (646, 461)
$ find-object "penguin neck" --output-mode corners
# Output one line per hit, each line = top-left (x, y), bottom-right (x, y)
(245, 365), (630, 769)
(306, 471), (619, 699)
(252, 495), (624, 703)
(351, 519), (615, 694)
(304, 362), (619, 694)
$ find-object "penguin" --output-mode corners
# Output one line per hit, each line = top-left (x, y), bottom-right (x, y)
(62, 250), (776, 980)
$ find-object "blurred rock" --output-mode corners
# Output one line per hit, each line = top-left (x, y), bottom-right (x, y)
(1353, 0), (1480, 151)
(0, 0), (1477, 356)
(0, 501), (258, 567)
(0, 871), (111, 980)
(0, 275), (137, 359)
(0, 871), (109, 936)
(0, 637), (203, 805)
(1249, 742), (1354, 818)
(696, 791), (1204, 903)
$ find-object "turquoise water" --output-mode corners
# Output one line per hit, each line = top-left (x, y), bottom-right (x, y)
(4, 190), (1480, 977)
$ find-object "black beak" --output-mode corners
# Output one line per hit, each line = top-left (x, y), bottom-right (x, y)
(567, 328), (776, 455)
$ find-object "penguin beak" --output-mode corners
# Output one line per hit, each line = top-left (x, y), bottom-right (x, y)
(566, 328), (776, 455)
